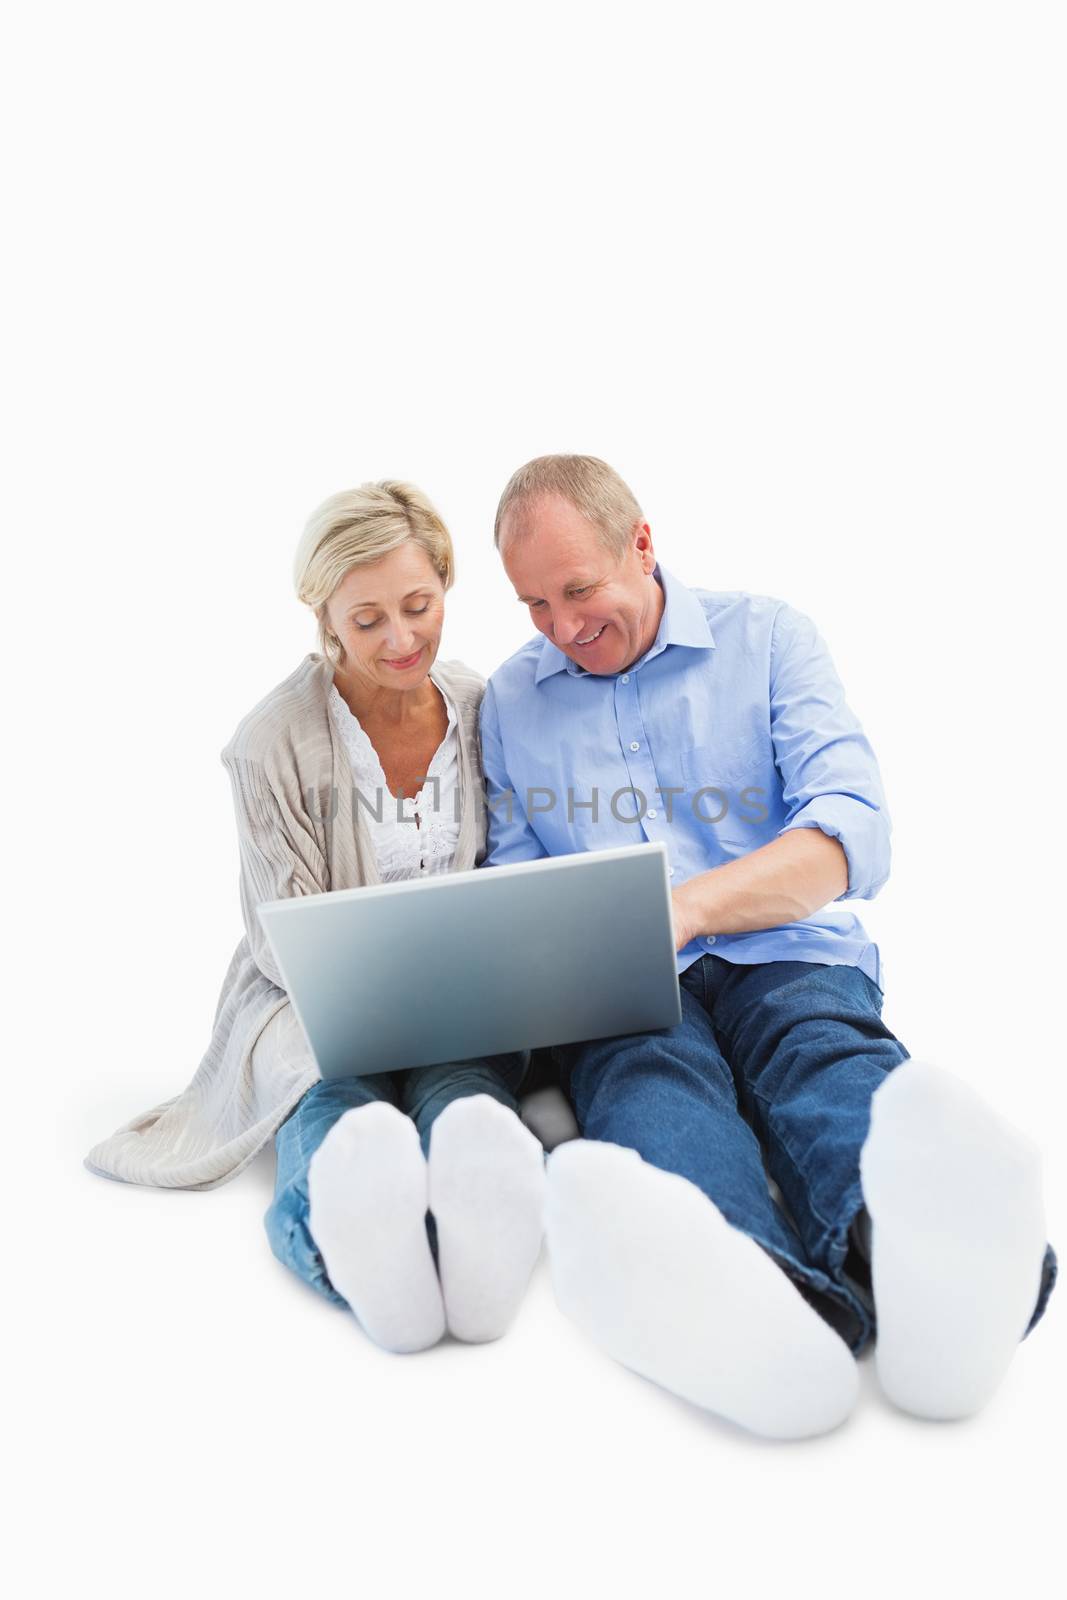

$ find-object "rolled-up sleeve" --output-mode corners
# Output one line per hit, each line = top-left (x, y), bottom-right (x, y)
(479, 680), (549, 868)
(769, 604), (891, 901)
(221, 751), (328, 987)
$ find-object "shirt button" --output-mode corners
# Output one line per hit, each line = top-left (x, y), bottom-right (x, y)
(630, 741), (640, 751)
(706, 935), (717, 946)
(647, 808), (658, 819)
(621, 674), (630, 684)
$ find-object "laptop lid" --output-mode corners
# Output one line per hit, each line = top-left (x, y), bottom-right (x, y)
(256, 841), (681, 1078)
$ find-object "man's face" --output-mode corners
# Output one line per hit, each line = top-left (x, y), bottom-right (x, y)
(499, 493), (664, 675)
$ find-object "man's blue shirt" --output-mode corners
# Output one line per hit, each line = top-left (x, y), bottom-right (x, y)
(479, 564), (890, 988)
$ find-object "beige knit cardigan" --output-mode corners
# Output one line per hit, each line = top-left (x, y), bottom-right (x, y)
(84, 652), (490, 1191)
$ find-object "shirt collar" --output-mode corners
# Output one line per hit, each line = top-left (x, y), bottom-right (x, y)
(533, 563), (715, 683)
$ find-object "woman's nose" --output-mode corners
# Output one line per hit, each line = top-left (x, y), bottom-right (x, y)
(384, 617), (417, 653)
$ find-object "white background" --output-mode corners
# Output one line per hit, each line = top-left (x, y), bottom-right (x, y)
(7, 2), (1064, 1596)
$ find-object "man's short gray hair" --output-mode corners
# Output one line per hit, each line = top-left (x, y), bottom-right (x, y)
(493, 454), (644, 560)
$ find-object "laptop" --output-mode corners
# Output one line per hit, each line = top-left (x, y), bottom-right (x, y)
(256, 841), (682, 1078)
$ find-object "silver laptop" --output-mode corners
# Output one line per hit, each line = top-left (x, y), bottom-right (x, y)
(256, 841), (682, 1078)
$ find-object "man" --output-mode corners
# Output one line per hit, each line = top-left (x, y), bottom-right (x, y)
(481, 453), (1056, 1440)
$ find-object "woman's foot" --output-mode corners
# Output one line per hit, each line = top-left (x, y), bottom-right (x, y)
(859, 1058), (1048, 1419)
(427, 1095), (546, 1342)
(545, 1140), (859, 1441)
(307, 1102), (446, 1354)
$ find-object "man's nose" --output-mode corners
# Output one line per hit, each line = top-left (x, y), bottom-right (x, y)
(551, 606), (586, 645)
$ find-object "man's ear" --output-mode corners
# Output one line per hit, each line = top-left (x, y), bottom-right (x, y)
(634, 521), (656, 571)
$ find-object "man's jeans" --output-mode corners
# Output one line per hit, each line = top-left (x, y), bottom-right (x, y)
(263, 1053), (528, 1307)
(552, 956), (1058, 1355)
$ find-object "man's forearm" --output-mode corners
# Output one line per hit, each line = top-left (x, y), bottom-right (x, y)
(672, 827), (849, 945)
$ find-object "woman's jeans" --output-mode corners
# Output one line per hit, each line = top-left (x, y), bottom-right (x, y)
(264, 1052), (528, 1307)
(551, 955), (1058, 1355)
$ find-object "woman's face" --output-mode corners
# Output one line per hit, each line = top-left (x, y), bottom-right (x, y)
(325, 541), (446, 695)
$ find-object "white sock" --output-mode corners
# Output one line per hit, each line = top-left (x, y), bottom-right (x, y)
(427, 1094), (546, 1343)
(307, 1102), (446, 1354)
(859, 1058), (1047, 1419)
(545, 1140), (859, 1441)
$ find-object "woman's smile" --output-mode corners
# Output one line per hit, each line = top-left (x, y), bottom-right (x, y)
(381, 645), (425, 670)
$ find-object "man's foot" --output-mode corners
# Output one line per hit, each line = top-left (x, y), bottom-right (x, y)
(307, 1102), (446, 1354)
(859, 1058), (1047, 1419)
(545, 1139), (859, 1440)
(428, 1095), (546, 1342)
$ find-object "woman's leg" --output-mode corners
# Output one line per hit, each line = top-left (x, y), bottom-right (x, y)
(403, 1051), (528, 1158)
(265, 1073), (447, 1354)
(402, 1054), (546, 1342)
(264, 1073), (399, 1306)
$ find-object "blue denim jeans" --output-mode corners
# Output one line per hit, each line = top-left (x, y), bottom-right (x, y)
(264, 1052), (528, 1307)
(551, 956), (1058, 1355)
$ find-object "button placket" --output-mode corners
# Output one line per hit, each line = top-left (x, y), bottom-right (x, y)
(613, 673), (665, 843)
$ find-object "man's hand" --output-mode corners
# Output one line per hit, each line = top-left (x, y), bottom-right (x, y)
(670, 881), (707, 952)
(667, 832), (849, 953)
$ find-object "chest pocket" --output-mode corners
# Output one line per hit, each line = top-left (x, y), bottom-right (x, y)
(679, 734), (772, 848)
(681, 733), (766, 795)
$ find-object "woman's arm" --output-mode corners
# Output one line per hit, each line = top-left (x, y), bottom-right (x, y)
(223, 752), (329, 988)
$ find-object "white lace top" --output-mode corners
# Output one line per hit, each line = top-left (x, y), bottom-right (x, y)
(327, 677), (462, 880)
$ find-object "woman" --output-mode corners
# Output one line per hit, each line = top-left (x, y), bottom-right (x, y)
(85, 481), (546, 1354)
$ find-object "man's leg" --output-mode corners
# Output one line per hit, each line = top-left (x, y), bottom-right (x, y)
(860, 1058), (1054, 1416)
(707, 956), (1056, 1413)
(545, 971), (859, 1439)
(705, 956), (908, 1353)
(556, 968), (852, 1301)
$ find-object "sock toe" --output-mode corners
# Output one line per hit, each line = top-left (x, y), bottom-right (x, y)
(308, 1102), (446, 1354)
(860, 1059), (1047, 1419)
(546, 1140), (858, 1441)
(428, 1094), (546, 1343)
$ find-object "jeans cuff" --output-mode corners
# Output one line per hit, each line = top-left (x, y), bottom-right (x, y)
(263, 1191), (349, 1309)
(1023, 1242), (1058, 1339)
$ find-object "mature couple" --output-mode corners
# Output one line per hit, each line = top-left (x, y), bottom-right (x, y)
(87, 454), (1056, 1440)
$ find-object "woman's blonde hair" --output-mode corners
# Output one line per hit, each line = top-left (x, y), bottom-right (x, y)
(493, 454), (644, 559)
(293, 481), (455, 665)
